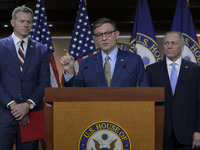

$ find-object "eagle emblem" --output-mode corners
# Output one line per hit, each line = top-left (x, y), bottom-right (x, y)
(78, 121), (131, 150)
(93, 139), (117, 150)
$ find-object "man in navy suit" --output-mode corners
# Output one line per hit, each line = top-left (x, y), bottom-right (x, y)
(60, 18), (149, 87)
(0, 6), (50, 150)
(146, 31), (200, 150)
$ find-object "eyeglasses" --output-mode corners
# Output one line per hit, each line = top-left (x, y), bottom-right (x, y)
(94, 30), (116, 39)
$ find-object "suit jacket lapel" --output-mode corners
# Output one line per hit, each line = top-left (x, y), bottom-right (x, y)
(22, 39), (35, 76)
(174, 59), (188, 96)
(94, 52), (108, 87)
(110, 50), (126, 87)
(6, 36), (21, 75)
(159, 60), (173, 96)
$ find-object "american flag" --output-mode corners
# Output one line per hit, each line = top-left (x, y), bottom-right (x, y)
(29, 0), (61, 87)
(69, 0), (96, 74)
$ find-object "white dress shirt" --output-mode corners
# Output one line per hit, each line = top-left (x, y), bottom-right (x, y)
(166, 57), (182, 79)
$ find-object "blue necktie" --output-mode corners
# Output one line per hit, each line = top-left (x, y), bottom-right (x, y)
(170, 63), (177, 95)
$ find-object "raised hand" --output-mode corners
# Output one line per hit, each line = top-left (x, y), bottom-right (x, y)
(60, 49), (75, 76)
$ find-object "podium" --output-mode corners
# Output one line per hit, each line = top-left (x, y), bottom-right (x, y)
(45, 87), (164, 150)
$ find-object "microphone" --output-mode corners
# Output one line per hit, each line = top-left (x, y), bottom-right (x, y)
(123, 64), (139, 87)
(73, 66), (88, 87)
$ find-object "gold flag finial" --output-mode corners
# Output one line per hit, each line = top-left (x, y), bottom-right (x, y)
(17, 5), (25, 7)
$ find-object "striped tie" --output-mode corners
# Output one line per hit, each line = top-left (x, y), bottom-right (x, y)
(104, 55), (111, 87)
(18, 41), (25, 72)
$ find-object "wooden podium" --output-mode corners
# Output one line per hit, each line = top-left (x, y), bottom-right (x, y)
(44, 87), (164, 150)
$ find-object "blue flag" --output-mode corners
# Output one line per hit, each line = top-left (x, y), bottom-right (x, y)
(129, 0), (161, 66)
(29, 0), (61, 87)
(171, 0), (200, 64)
(69, 0), (96, 74)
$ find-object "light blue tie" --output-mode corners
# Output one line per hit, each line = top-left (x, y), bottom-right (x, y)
(170, 63), (177, 95)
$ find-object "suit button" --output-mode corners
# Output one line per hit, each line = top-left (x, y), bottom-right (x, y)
(21, 80), (23, 83)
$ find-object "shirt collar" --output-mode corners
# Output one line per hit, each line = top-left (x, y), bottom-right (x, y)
(166, 56), (182, 66)
(101, 46), (118, 61)
(12, 32), (29, 45)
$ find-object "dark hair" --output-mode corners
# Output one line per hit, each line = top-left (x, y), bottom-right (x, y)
(92, 18), (118, 34)
(12, 6), (34, 20)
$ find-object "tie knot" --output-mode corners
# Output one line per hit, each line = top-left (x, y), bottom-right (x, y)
(20, 40), (24, 45)
(171, 63), (176, 68)
(105, 55), (110, 61)
(20, 40), (24, 50)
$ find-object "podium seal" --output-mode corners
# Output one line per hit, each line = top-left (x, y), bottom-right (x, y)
(78, 121), (131, 150)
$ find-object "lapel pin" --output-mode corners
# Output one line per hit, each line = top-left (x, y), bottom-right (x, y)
(185, 66), (188, 68)
(121, 59), (124, 62)
(30, 45), (33, 48)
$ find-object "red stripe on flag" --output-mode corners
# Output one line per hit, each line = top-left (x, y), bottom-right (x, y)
(49, 53), (61, 87)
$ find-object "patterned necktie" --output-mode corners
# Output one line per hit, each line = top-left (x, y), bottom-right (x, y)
(170, 63), (177, 95)
(18, 40), (25, 72)
(104, 55), (111, 87)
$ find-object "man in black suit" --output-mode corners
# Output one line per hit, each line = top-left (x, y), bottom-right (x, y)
(146, 31), (200, 150)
